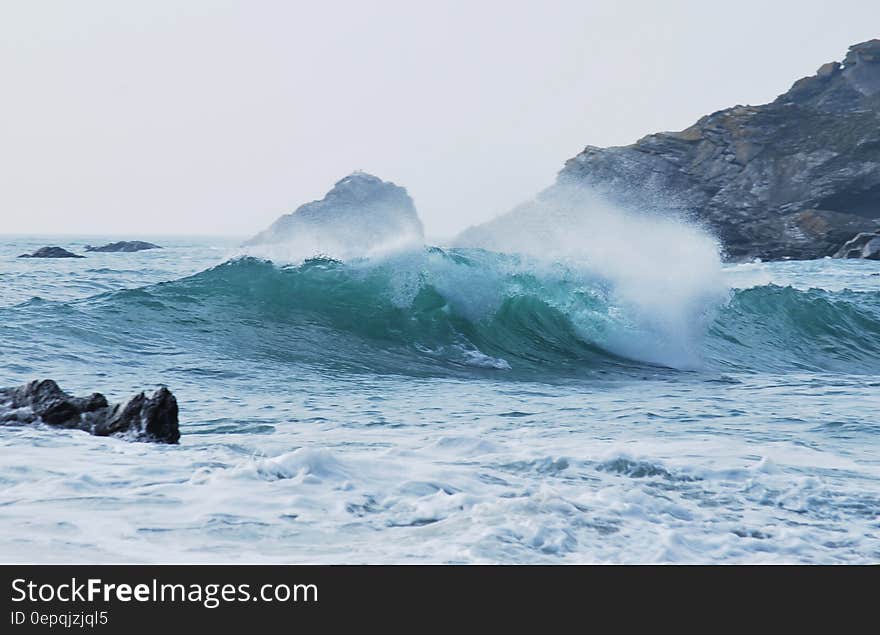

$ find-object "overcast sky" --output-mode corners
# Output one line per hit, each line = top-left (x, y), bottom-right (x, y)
(1, 1), (878, 239)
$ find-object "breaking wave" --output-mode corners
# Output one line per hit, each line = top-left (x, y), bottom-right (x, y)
(6, 247), (879, 378)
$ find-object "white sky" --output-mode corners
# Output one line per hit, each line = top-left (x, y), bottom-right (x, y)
(1, 0), (879, 238)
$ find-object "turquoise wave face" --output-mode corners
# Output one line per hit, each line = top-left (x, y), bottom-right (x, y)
(90, 251), (641, 377)
(707, 284), (880, 374)
(3, 249), (880, 379)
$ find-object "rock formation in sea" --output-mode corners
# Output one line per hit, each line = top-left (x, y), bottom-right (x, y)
(17, 246), (84, 259)
(460, 39), (880, 261)
(85, 241), (162, 252)
(244, 172), (424, 259)
(834, 232), (880, 259)
(0, 380), (180, 444)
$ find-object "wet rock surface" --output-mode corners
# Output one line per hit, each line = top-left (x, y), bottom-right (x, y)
(834, 232), (880, 259)
(0, 380), (180, 444)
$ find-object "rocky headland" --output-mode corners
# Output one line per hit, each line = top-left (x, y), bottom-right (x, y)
(461, 39), (880, 261)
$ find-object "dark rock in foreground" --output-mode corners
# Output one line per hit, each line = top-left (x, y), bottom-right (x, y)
(85, 241), (162, 252)
(17, 246), (84, 259)
(0, 380), (180, 444)
(472, 39), (880, 261)
(834, 232), (880, 259)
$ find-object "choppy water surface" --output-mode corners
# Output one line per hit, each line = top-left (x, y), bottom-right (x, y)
(1, 235), (878, 563)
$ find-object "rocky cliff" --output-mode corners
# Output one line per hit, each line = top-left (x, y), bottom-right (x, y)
(497, 40), (880, 261)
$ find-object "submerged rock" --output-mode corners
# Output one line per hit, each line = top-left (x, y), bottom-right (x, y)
(85, 241), (162, 252)
(244, 172), (424, 258)
(0, 380), (180, 444)
(472, 39), (880, 261)
(17, 246), (84, 259)
(833, 232), (880, 259)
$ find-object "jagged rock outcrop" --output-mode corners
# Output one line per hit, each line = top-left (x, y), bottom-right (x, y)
(17, 246), (84, 259)
(472, 40), (880, 261)
(833, 232), (880, 259)
(244, 172), (424, 258)
(85, 241), (162, 252)
(0, 380), (180, 444)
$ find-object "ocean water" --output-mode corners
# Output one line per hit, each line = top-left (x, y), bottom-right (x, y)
(1, 234), (879, 563)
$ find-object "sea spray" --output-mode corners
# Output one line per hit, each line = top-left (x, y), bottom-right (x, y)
(454, 186), (727, 368)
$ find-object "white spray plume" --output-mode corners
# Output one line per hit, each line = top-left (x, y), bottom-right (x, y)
(239, 226), (425, 264)
(453, 185), (727, 368)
